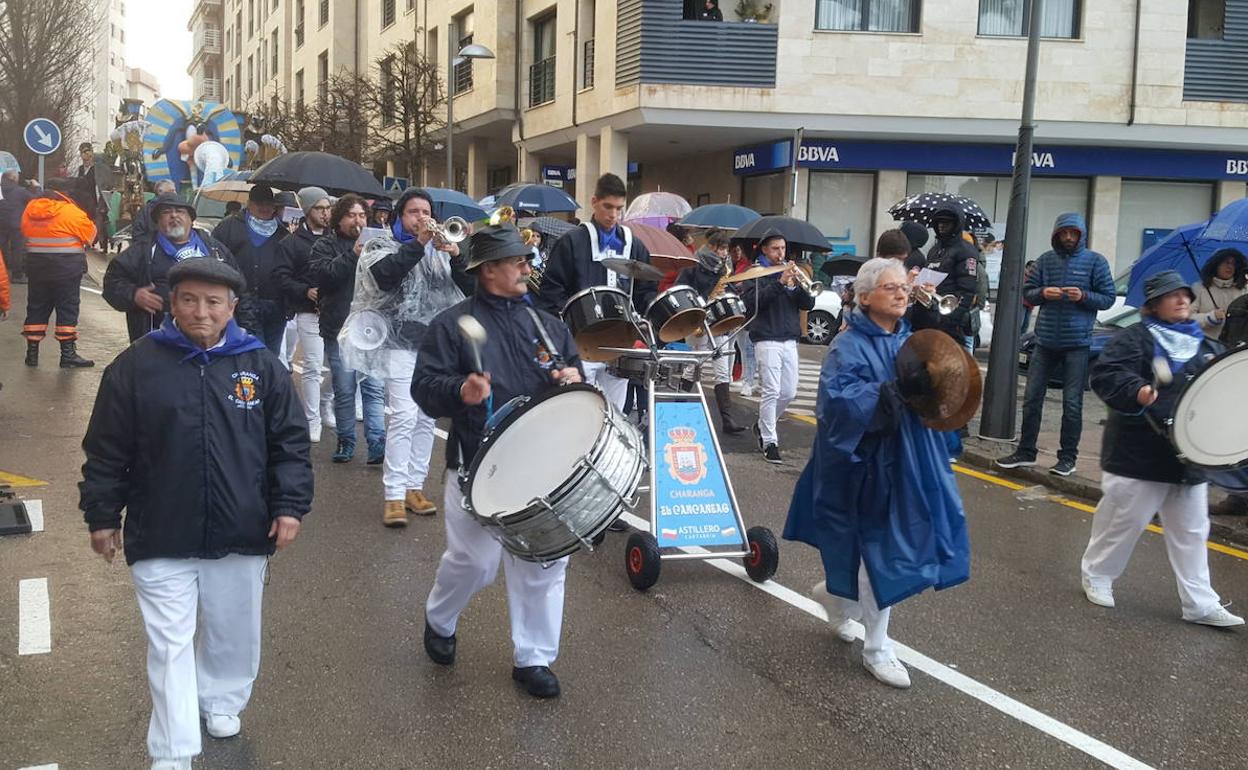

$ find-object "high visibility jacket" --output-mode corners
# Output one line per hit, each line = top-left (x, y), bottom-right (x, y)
(21, 195), (96, 282)
(0, 245), (10, 314)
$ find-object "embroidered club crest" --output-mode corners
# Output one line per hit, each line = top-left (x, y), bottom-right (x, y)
(234, 376), (257, 402)
(663, 426), (708, 485)
(227, 370), (262, 409)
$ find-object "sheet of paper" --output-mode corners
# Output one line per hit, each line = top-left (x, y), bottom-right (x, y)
(356, 226), (388, 247)
(916, 268), (947, 287)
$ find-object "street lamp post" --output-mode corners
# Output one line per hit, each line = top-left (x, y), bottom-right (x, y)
(446, 26), (494, 191)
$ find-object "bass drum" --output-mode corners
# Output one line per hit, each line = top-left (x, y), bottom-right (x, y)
(1171, 346), (1248, 491)
(562, 286), (640, 362)
(461, 385), (646, 562)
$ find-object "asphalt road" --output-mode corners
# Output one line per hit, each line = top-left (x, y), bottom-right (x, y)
(3, 285), (1247, 770)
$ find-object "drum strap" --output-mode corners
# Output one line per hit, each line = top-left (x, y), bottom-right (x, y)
(525, 306), (567, 370)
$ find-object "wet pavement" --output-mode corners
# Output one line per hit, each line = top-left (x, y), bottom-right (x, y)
(3, 284), (1247, 770)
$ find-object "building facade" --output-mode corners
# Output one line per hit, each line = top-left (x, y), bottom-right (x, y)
(188, 0), (225, 102)
(190, 0), (1248, 274)
(126, 67), (162, 106)
(73, 0), (131, 147)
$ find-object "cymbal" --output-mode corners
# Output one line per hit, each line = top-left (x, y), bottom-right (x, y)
(724, 264), (788, 283)
(649, 254), (697, 273)
(601, 257), (666, 282)
(895, 329), (982, 432)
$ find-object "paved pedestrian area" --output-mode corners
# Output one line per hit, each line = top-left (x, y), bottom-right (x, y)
(4, 285), (1248, 769)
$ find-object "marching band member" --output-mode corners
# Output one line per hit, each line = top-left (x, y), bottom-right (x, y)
(785, 258), (971, 689)
(413, 225), (584, 699)
(1079, 270), (1244, 628)
(675, 229), (744, 434)
(537, 172), (655, 410)
(738, 231), (815, 464)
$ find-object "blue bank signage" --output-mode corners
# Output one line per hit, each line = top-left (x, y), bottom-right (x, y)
(732, 138), (1248, 181)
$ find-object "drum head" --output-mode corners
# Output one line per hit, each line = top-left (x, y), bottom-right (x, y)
(658, 309), (706, 342)
(468, 387), (609, 517)
(709, 316), (747, 336)
(1173, 349), (1248, 467)
(575, 323), (640, 362)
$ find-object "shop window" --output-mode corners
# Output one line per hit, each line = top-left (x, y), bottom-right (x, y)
(742, 173), (787, 217)
(978, 0), (1080, 39)
(807, 172), (875, 263)
(1115, 181), (1214, 276)
(1188, 0), (1225, 40)
(815, 0), (920, 33)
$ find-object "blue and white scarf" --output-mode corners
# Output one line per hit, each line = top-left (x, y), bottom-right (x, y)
(245, 212), (280, 248)
(1145, 318), (1204, 374)
(155, 230), (209, 262)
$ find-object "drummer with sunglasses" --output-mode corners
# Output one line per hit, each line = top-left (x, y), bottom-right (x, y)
(1079, 270), (1244, 628)
(412, 225), (584, 699)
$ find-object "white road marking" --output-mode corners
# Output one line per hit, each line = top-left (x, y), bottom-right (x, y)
(18, 578), (51, 655)
(18, 764), (59, 770)
(617, 510), (1155, 770)
(81, 286), (102, 296)
(25, 499), (44, 532)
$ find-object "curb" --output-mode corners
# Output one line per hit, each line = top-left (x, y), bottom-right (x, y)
(957, 447), (1248, 550)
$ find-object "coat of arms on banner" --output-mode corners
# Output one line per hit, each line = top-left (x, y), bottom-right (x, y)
(664, 427), (708, 485)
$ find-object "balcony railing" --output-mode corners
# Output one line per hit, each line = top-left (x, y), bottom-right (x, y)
(194, 27), (222, 55)
(582, 39), (595, 89)
(295, 23), (304, 48)
(453, 58), (473, 95)
(529, 56), (556, 107)
(200, 77), (222, 102)
(616, 0), (777, 89)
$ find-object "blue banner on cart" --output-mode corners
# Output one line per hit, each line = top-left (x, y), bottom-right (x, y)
(652, 400), (741, 548)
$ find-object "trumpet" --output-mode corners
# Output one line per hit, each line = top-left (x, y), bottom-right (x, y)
(911, 285), (960, 315)
(489, 205), (515, 226)
(786, 265), (824, 297)
(431, 215), (469, 244)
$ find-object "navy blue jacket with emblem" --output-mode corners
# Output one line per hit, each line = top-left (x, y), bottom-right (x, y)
(739, 266), (816, 343)
(79, 319), (313, 565)
(1023, 212), (1116, 349)
(413, 288), (584, 471)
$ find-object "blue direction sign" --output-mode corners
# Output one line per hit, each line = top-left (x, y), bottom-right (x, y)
(23, 118), (62, 156)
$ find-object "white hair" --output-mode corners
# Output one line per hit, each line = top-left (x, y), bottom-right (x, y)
(153, 179), (176, 195)
(853, 257), (907, 299)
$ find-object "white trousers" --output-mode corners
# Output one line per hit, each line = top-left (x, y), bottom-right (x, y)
(280, 318), (298, 370)
(425, 471), (568, 667)
(1081, 472), (1221, 620)
(755, 339), (799, 446)
(832, 563), (895, 665)
(131, 554), (267, 761)
(294, 313), (333, 431)
(688, 332), (734, 384)
(583, 361), (629, 411)
(382, 350), (436, 500)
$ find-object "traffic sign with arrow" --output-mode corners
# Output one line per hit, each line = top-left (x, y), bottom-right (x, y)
(23, 118), (62, 156)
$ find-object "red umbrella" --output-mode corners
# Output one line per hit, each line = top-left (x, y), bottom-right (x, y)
(626, 221), (697, 273)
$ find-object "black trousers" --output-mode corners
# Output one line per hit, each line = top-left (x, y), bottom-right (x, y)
(23, 277), (81, 342)
(0, 233), (24, 279)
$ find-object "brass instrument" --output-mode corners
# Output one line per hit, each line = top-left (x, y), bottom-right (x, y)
(432, 216), (469, 244)
(910, 285), (960, 315)
(790, 266), (824, 297)
(489, 205), (515, 226)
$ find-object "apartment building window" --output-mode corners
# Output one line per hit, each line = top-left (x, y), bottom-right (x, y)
(382, 0), (395, 29)
(317, 50), (328, 102)
(295, 0), (305, 47)
(380, 56), (396, 125)
(1188, 0), (1225, 39)
(271, 30), (278, 76)
(225, 26), (232, 52)
(319, 0), (328, 27)
(247, 55), (254, 96)
(295, 69), (305, 105)
(529, 14), (557, 107)
(234, 63), (241, 104)
(580, 0), (595, 89)
(815, 0), (919, 32)
(978, 0), (1081, 39)
(261, 40), (268, 82)
(248, 0), (254, 38)
(235, 12), (242, 50)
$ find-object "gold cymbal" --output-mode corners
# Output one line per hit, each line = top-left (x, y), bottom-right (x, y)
(895, 329), (983, 432)
(724, 264), (788, 283)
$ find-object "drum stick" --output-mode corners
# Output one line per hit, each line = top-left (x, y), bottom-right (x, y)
(1151, 355), (1173, 389)
(457, 315), (488, 374)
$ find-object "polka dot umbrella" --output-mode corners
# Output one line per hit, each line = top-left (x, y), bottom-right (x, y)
(889, 192), (992, 232)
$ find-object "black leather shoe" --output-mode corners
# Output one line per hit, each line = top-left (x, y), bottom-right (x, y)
(512, 665), (561, 698)
(423, 619), (456, 665)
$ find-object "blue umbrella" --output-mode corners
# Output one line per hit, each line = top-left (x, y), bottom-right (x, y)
(494, 183), (579, 214)
(421, 187), (488, 221)
(1124, 223), (1239, 307)
(1199, 197), (1248, 243)
(677, 203), (760, 230)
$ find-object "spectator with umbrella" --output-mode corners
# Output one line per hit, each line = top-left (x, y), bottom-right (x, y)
(1190, 248), (1247, 336)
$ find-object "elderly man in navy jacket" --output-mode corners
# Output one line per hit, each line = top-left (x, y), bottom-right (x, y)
(998, 213), (1115, 477)
(80, 258), (312, 770)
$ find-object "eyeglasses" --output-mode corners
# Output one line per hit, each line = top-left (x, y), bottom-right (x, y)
(310, 205), (331, 212)
(876, 282), (913, 295)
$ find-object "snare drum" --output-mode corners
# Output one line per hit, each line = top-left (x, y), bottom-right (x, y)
(562, 286), (641, 362)
(705, 292), (747, 336)
(1170, 347), (1248, 491)
(461, 385), (647, 562)
(645, 285), (706, 343)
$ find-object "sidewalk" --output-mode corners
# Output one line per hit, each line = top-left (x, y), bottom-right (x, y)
(958, 376), (1248, 548)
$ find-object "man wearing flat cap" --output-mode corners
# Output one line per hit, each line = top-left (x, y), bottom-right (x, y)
(212, 184), (289, 351)
(104, 193), (236, 341)
(412, 225), (583, 699)
(81, 257), (313, 770)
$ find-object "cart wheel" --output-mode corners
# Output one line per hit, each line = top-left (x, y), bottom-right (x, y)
(625, 532), (662, 591)
(743, 526), (779, 583)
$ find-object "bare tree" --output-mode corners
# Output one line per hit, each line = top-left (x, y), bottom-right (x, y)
(360, 41), (445, 180)
(0, 0), (94, 175)
(308, 71), (374, 164)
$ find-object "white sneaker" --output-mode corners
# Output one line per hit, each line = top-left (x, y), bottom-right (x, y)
(150, 759), (191, 770)
(323, 405), (337, 430)
(309, 423), (322, 443)
(1188, 605), (1246, 628)
(204, 712), (241, 738)
(810, 581), (856, 643)
(739, 382), (753, 398)
(1082, 580), (1115, 608)
(864, 656), (911, 689)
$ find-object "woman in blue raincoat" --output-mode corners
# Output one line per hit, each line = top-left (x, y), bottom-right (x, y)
(784, 257), (971, 689)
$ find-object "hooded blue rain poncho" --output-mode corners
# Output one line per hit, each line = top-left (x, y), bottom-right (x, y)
(783, 309), (971, 609)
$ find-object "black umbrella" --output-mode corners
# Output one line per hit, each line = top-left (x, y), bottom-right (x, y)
(733, 215), (832, 253)
(819, 253), (870, 280)
(494, 183), (580, 214)
(251, 151), (387, 197)
(523, 216), (576, 242)
(889, 192), (992, 232)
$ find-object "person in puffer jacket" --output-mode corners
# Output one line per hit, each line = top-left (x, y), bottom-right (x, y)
(997, 212), (1115, 478)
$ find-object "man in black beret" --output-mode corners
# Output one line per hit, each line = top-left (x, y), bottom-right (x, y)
(413, 225), (583, 699)
(80, 256), (312, 769)
(212, 184), (289, 351)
